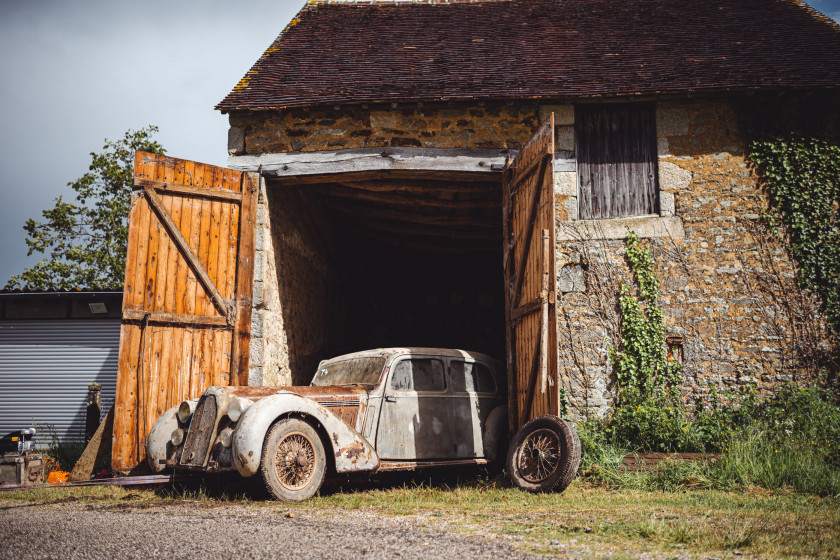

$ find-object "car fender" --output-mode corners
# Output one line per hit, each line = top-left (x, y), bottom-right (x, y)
(146, 404), (180, 472)
(231, 390), (380, 477)
(482, 405), (508, 463)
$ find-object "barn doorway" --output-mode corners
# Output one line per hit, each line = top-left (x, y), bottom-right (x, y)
(264, 176), (504, 385)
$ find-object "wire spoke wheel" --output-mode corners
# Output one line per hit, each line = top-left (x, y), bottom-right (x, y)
(273, 432), (317, 491)
(261, 418), (327, 501)
(517, 428), (562, 483)
(507, 415), (581, 494)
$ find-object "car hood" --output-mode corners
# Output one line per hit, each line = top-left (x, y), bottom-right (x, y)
(221, 385), (368, 404)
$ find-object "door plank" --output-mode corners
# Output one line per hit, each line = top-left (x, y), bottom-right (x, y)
(113, 152), (258, 473)
(502, 116), (560, 432)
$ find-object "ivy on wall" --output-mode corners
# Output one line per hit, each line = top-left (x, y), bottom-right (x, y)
(610, 231), (682, 406)
(749, 135), (840, 340)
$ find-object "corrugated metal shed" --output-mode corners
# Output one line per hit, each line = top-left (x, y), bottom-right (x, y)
(0, 320), (120, 447)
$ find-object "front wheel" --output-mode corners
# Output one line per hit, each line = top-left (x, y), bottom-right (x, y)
(260, 418), (326, 501)
(506, 415), (581, 493)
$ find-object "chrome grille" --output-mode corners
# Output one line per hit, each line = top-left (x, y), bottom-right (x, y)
(179, 395), (217, 468)
(317, 400), (361, 408)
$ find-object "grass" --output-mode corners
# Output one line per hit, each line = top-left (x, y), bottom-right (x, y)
(3, 474), (837, 558)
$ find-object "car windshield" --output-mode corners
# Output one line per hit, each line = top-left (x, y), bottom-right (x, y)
(310, 356), (387, 387)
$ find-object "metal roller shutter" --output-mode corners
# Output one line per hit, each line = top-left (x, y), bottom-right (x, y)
(0, 320), (120, 447)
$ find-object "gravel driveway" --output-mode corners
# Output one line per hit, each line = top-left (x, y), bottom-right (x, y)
(0, 500), (543, 560)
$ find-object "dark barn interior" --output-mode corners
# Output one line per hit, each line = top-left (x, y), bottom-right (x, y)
(266, 176), (505, 384)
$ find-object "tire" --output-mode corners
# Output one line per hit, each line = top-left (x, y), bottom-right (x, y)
(260, 418), (327, 502)
(506, 415), (581, 494)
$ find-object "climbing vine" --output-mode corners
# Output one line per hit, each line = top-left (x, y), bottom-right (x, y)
(748, 135), (840, 341)
(610, 231), (682, 406)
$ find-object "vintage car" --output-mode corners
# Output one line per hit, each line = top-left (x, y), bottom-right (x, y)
(147, 347), (579, 501)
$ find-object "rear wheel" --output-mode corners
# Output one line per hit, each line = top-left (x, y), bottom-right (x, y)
(506, 415), (580, 493)
(260, 418), (326, 502)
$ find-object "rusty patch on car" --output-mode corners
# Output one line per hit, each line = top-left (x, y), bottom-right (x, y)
(336, 442), (368, 461)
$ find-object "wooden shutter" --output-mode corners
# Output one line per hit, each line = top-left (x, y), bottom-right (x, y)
(502, 115), (559, 433)
(577, 103), (658, 220)
(112, 152), (259, 473)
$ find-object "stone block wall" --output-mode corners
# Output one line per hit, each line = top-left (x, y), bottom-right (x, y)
(228, 102), (542, 154)
(553, 99), (831, 417)
(249, 179), (342, 387)
(237, 97), (832, 414)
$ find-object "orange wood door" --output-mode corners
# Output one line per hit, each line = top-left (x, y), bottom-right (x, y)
(112, 152), (259, 473)
(502, 115), (559, 433)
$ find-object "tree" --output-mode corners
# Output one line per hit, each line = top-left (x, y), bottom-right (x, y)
(6, 126), (165, 290)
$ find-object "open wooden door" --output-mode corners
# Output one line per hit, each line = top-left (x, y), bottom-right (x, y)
(112, 152), (259, 473)
(503, 115), (559, 433)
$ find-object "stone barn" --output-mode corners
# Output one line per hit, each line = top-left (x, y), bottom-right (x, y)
(215, 0), (840, 418)
(112, 0), (840, 473)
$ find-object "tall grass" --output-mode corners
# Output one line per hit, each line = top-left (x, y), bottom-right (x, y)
(579, 385), (840, 496)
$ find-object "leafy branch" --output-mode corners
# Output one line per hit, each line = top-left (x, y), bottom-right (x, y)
(6, 126), (165, 290)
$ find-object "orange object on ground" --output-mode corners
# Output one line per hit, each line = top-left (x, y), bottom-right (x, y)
(47, 470), (69, 484)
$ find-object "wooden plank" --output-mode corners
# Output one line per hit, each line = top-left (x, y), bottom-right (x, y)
(230, 147), (575, 179)
(577, 104), (657, 220)
(122, 309), (230, 327)
(502, 115), (558, 433)
(68, 406), (114, 482)
(511, 298), (543, 323)
(509, 156), (547, 310)
(142, 186), (233, 323)
(134, 177), (243, 202)
(229, 172), (259, 386)
(312, 185), (500, 209)
(540, 229), (550, 395)
(194, 163), (213, 318)
(113, 152), (257, 473)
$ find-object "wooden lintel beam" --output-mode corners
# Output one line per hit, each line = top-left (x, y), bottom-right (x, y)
(313, 186), (500, 209)
(229, 148), (574, 180)
(334, 180), (498, 194)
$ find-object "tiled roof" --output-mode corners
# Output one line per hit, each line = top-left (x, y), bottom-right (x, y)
(217, 0), (840, 112)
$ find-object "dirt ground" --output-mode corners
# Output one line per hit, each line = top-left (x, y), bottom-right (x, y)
(1, 475), (837, 559)
(0, 499), (542, 560)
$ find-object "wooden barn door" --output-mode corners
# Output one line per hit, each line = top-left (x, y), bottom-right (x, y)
(112, 152), (259, 473)
(502, 115), (559, 433)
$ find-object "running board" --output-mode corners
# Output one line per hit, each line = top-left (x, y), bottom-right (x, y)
(0, 474), (181, 492)
(376, 458), (489, 472)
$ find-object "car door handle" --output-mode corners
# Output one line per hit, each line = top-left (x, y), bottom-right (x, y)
(384, 395), (397, 403)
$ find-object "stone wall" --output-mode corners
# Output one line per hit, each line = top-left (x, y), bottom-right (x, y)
(237, 97), (833, 414)
(228, 102), (541, 154)
(553, 99), (831, 417)
(249, 180), (342, 387)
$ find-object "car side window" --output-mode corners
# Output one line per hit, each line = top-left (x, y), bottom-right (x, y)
(449, 361), (496, 393)
(390, 358), (446, 392)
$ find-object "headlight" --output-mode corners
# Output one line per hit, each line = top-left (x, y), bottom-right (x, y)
(177, 401), (196, 423)
(228, 397), (253, 422)
(219, 427), (233, 448)
(171, 428), (185, 446)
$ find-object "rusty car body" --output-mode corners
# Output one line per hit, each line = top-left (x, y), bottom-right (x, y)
(147, 348), (507, 500)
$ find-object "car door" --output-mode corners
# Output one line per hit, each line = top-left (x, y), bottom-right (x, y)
(376, 355), (456, 460)
(448, 358), (501, 458)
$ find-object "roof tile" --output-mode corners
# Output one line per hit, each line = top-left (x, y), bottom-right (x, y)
(217, 0), (840, 112)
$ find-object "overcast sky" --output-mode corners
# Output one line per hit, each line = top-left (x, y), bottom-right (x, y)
(1, 0), (838, 287)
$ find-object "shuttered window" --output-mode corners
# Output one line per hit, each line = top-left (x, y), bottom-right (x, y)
(576, 104), (659, 220)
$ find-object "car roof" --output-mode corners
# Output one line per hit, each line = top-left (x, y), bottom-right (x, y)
(321, 347), (503, 369)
